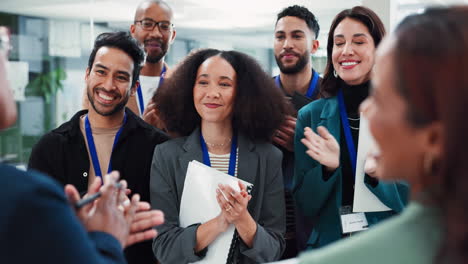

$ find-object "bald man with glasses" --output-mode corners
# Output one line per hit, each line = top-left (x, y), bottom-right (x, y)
(82, 0), (176, 131)
(128, 0), (176, 130)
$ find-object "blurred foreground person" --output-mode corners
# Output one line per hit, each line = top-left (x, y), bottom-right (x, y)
(296, 6), (468, 264)
(0, 29), (164, 263)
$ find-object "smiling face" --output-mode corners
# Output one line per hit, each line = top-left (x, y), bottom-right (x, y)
(274, 16), (318, 74)
(130, 2), (176, 64)
(86, 46), (135, 117)
(332, 18), (376, 85)
(193, 56), (236, 126)
(362, 36), (441, 187)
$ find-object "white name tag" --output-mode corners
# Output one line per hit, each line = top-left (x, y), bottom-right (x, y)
(340, 212), (369, 234)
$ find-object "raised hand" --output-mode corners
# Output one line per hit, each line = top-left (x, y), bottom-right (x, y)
(216, 181), (256, 248)
(216, 182), (251, 225)
(142, 100), (162, 128)
(272, 115), (296, 152)
(301, 126), (340, 171)
(125, 201), (165, 247)
(65, 171), (151, 248)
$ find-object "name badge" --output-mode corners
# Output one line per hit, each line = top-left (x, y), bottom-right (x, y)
(340, 206), (369, 234)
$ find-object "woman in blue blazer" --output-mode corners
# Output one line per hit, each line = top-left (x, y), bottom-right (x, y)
(293, 6), (408, 249)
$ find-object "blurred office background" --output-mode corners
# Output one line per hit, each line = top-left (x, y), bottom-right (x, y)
(0, 0), (466, 167)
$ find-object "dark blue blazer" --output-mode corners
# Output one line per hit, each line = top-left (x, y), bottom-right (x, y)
(0, 164), (126, 264)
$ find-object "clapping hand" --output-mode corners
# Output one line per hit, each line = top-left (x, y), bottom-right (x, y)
(65, 171), (164, 248)
(273, 115), (296, 152)
(142, 100), (163, 128)
(216, 181), (251, 225)
(301, 126), (340, 171)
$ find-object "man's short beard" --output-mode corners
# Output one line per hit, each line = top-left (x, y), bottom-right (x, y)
(275, 52), (310, 74)
(145, 43), (168, 64)
(146, 52), (165, 64)
(87, 88), (130, 116)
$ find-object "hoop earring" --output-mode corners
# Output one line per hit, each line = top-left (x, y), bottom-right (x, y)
(333, 69), (338, 78)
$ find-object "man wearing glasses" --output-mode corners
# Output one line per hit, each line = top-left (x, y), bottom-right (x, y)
(128, 0), (176, 129)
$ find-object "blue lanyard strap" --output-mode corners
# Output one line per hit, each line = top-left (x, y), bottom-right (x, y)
(200, 132), (238, 176)
(274, 70), (319, 99)
(337, 90), (357, 175)
(84, 113), (127, 179)
(136, 65), (167, 115)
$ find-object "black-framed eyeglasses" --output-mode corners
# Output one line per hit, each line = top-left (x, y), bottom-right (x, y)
(134, 19), (173, 33)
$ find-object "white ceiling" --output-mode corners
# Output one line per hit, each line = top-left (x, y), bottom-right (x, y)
(0, 0), (467, 50)
(0, 0), (359, 26)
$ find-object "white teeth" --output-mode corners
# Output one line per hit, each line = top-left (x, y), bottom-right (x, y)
(98, 93), (114, 101)
(342, 61), (358, 66)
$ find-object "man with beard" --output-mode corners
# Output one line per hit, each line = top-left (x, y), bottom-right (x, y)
(28, 31), (169, 264)
(128, 0), (176, 129)
(272, 5), (321, 258)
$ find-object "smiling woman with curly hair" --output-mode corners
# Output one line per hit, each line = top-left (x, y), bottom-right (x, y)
(150, 49), (290, 264)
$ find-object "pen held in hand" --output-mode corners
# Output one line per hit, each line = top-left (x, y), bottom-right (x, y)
(75, 182), (123, 209)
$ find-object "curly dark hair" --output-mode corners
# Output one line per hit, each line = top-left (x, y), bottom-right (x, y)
(393, 6), (468, 264)
(276, 5), (320, 38)
(153, 49), (290, 141)
(320, 6), (386, 97)
(87, 31), (144, 88)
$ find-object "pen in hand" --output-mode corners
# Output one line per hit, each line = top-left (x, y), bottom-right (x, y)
(75, 182), (123, 209)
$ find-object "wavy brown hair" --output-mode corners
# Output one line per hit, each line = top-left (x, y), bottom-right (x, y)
(394, 6), (468, 264)
(153, 49), (290, 141)
(320, 6), (385, 97)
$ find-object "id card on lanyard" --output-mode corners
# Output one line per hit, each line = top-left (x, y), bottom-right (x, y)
(136, 65), (167, 115)
(275, 70), (319, 99)
(85, 113), (127, 180)
(337, 90), (368, 234)
(199, 132), (238, 177)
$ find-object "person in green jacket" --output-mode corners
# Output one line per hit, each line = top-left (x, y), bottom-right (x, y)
(296, 6), (468, 264)
(293, 6), (409, 249)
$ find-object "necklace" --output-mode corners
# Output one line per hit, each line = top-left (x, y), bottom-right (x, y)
(205, 138), (232, 148)
(347, 116), (360, 121)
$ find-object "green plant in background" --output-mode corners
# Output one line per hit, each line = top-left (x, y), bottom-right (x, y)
(26, 68), (66, 103)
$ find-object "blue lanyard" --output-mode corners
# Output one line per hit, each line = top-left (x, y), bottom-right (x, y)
(84, 113), (127, 179)
(337, 90), (357, 175)
(275, 70), (319, 99)
(200, 132), (238, 176)
(136, 65), (167, 115)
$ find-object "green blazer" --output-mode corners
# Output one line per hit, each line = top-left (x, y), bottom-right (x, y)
(293, 97), (409, 248)
(299, 202), (442, 264)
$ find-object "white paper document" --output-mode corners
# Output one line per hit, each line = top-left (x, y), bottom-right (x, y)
(180, 160), (253, 264)
(353, 115), (391, 212)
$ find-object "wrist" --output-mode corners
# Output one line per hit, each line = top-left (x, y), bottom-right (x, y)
(233, 211), (254, 228)
(216, 214), (229, 233)
(234, 213), (257, 248)
(325, 163), (339, 171)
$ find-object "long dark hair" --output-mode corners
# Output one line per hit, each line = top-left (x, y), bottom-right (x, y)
(321, 6), (385, 97)
(394, 6), (468, 263)
(154, 49), (289, 141)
